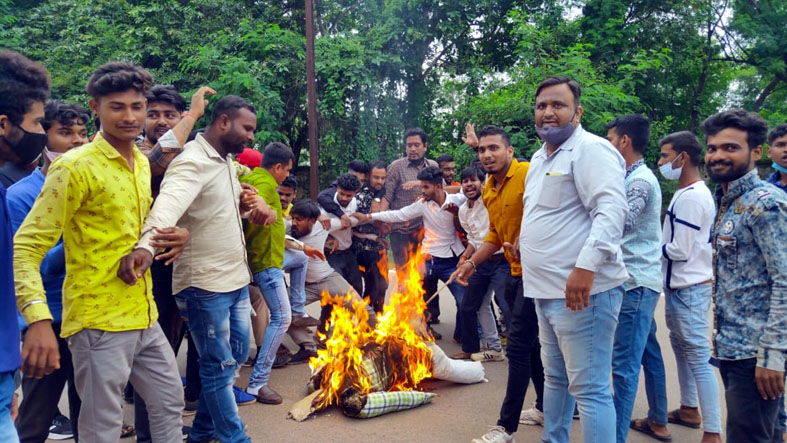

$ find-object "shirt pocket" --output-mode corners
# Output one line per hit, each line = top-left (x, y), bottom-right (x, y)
(537, 174), (573, 209)
(716, 235), (737, 270)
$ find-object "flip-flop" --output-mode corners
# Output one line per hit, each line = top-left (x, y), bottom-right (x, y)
(630, 417), (673, 442)
(120, 424), (136, 439)
(667, 408), (701, 429)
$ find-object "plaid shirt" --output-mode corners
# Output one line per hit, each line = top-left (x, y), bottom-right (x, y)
(383, 157), (438, 233)
(353, 186), (386, 253)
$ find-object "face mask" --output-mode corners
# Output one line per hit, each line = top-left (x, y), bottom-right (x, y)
(772, 161), (787, 174)
(43, 147), (63, 163)
(535, 110), (577, 146)
(659, 154), (683, 181)
(2, 125), (48, 165)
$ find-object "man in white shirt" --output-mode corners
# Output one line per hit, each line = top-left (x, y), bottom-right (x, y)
(319, 173), (363, 294)
(520, 76), (628, 443)
(355, 166), (466, 341)
(657, 131), (721, 442)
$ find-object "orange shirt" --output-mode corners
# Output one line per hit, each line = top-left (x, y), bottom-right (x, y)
(482, 158), (529, 276)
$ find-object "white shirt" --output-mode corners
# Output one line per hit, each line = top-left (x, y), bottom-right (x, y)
(661, 181), (715, 290)
(372, 192), (466, 258)
(138, 134), (251, 295)
(458, 197), (502, 254)
(320, 195), (357, 251)
(299, 218), (358, 283)
(520, 125), (629, 299)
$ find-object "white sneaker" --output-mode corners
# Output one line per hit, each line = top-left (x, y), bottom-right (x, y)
(519, 407), (544, 426)
(471, 426), (514, 443)
(471, 349), (505, 362)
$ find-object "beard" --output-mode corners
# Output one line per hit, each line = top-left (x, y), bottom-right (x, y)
(706, 160), (751, 183)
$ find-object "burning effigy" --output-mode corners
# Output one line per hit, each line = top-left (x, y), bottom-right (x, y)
(288, 252), (486, 421)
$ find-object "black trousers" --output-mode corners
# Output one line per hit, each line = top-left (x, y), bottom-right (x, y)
(357, 248), (388, 313)
(720, 358), (785, 443)
(16, 322), (81, 443)
(327, 248), (364, 295)
(497, 275), (545, 433)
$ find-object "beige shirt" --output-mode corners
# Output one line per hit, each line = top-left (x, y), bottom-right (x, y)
(138, 134), (252, 294)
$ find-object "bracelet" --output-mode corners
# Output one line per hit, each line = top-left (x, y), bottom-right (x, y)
(466, 259), (477, 270)
(20, 299), (45, 313)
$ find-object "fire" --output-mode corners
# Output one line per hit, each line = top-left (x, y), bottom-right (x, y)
(309, 249), (434, 409)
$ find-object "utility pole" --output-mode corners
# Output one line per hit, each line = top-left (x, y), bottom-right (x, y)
(305, 0), (319, 200)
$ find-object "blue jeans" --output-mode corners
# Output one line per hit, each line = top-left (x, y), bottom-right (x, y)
(423, 256), (465, 341)
(536, 286), (624, 443)
(612, 287), (663, 442)
(248, 268), (291, 391)
(175, 286), (251, 443)
(665, 282), (721, 433)
(720, 358), (785, 443)
(642, 318), (668, 426)
(0, 371), (19, 443)
(460, 256), (508, 353)
(283, 249), (308, 316)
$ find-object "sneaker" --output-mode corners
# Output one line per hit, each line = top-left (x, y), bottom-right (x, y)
(288, 346), (317, 365)
(519, 407), (544, 426)
(182, 426), (192, 441)
(183, 399), (198, 416)
(471, 425), (514, 443)
(290, 314), (321, 328)
(48, 414), (74, 440)
(232, 385), (257, 406)
(471, 349), (506, 362)
(427, 325), (442, 340)
(272, 353), (291, 368)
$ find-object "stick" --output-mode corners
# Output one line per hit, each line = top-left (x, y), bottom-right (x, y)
(424, 280), (449, 306)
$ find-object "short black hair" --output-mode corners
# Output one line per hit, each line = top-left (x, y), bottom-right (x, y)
(535, 75), (581, 107)
(281, 174), (298, 190)
(477, 125), (512, 147)
(146, 84), (187, 113)
(460, 166), (486, 182)
(0, 50), (51, 125)
(606, 114), (650, 154)
(210, 95), (257, 124)
(659, 131), (703, 166)
(369, 160), (387, 171)
(701, 109), (768, 151)
(436, 153), (454, 165)
(336, 172), (361, 192)
(290, 200), (321, 219)
(768, 123), (787, 145)
(416, 166), (444, 185)
(348, 159), (370, 175)
(404, 127), (427, 145)
(261, 142), (294, 169)
(85, 61), (153, 100)
(43, 100), (90, 132)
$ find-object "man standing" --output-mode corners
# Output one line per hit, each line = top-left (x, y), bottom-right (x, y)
(657, 130), (722, 442)
(766, 124), (787, 194)
(352, 160), (389, 313)
(127, 95), (274, 443)
(14, 62), (187, 443)
(605, 115), (668, 443)
(521, 76), (628, 443)
(437, 153), (459, 185)
(0, 49), (50, 443)
(703, 110), (786, 443)
(318, 173), (364, 294)
(8, 100), (88, 443)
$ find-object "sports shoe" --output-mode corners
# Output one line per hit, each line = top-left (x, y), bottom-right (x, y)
(183, 399), (198, 416)
(288, 346), (317, 365)
(519, 407), (544, 426)
(290, 314), (321, 328)
(471, 349), (505, 362)
(232, 385), (257, 406)
(48, 414), (74, 440)
(272, 353), (291, 368)
(471, 425), (514, 443)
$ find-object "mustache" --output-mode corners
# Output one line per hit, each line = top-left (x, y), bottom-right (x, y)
(707, 160), (733, 167)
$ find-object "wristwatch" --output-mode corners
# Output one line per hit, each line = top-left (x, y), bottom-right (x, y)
(373, 197), (382, 203)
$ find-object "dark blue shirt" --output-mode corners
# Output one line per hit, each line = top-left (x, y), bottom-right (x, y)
(7, 168), (65, 325)
(0, 182), (22, 373)
(766, 171), (787, 194)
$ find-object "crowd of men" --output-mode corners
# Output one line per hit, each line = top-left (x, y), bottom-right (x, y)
(0, 48), (785, 443)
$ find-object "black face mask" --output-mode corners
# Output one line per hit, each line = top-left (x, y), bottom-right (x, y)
(3, 125), (48, 165)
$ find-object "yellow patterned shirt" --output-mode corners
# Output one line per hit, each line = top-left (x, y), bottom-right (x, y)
(13, 133), (157, 338)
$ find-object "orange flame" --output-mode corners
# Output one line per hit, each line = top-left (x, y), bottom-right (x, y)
(309, 246), (434, 409)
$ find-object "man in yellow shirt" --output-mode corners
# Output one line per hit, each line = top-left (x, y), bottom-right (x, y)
(14, 62), (188, 443)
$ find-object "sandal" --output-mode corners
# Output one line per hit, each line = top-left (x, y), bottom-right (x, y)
(630, 417), (672, 442)
(667, 408), (701, 429)
(120, 424), (136, 439)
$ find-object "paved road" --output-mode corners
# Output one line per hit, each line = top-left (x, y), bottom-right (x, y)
(48, 274), (727, 442)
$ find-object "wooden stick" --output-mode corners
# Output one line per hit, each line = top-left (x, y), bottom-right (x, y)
(424, 280), (449, 306)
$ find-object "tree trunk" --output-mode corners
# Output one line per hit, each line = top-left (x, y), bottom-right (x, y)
(753, 76), (782, 111)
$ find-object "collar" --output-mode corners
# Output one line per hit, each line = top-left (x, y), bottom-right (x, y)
(719, 169), (761, 203)
(625, 159), (645, 178)
(533, 124), (584, 160)
(193, 133), (224, 160)
(94, 132), (145, 164)
(406, 157), (427, 169)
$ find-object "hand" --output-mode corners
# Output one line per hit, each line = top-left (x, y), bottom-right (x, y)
(402, 180), (420, 191)
(376, 236), (390, 249)
(188, 86), (217, 120)
(565, 267), (595, 312)
(117, 248), (154, 285)
(755, 366), (785, 400)
(249, 202), (276, 226)
(340, 214), (352, 229)
(150, 226), (190, 265)
(21, 320), (60, 379)
(324, 236), (339, 254)
(370, 200), (382, 213)
(462, 123), (479, 148)
(448, 261), (475, 286)
(239, 183), (258, 213)
(317, 215), (331, 230)
(375, 221), (391, 235)
(351, 212), (370, 223)
(502, 241), (520, 262)
(11, 392), (18, 421)
(303, 244), (326, 261)
(457, 255), (467, 268)
(443, 203), (459, 216)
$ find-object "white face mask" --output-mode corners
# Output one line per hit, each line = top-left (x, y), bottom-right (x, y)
(659, 153), (683, 181)
(43, 147), (63, 163)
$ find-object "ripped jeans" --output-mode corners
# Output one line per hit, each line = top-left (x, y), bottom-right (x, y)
(175, 286), (251, 443)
